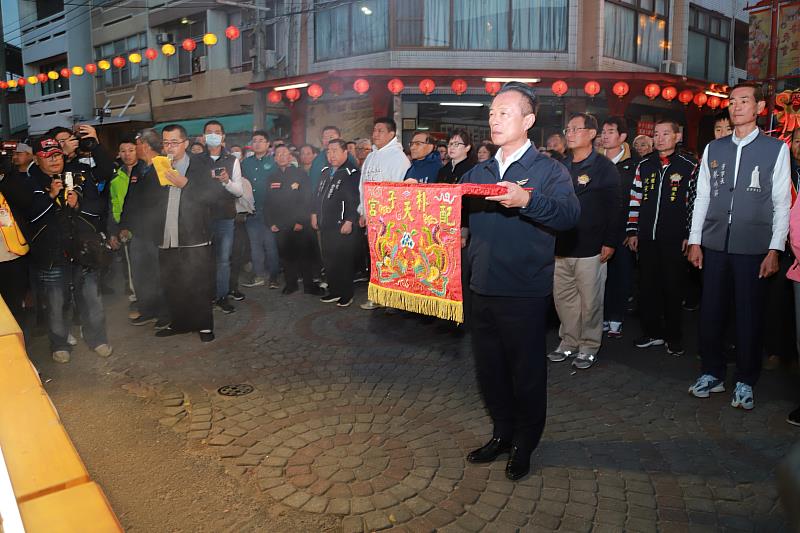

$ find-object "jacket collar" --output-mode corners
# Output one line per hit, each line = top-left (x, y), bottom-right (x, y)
(373, 137), (402, 153)
(601, 142), (632, 163)
(565, 148), (598, 169)
(412, 150), (441, 167)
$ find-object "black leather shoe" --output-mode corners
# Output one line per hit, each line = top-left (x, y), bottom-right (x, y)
(155, 326), (179, 338)
(505, 446), (531, 480)
(466, 438), (512, 464)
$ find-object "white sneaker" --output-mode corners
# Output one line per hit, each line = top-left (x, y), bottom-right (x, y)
(67, 333), (78, 346)
(53, 350), (71, 363)
(360, 300), (382, 310)
(572, 353), (598, 369)
(602, 321), (610, 332)
(547, 349), (575, 362)
(94, 344), (113, 357)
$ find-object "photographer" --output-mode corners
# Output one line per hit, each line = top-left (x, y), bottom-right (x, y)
(25, 138), (112, 363)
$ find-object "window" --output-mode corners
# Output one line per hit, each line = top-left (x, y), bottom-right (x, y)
(159, 16), (207, 79)
(604, 0), (668, 67)
(39, 58), (68, 96)
(687, 5), (729, 83)
(36, 0), (63, 20)
(94, 32), (148, 90)
(315, 0), (388, 61)
(228, 11), (258, 72)
(395, 0), (450, 47)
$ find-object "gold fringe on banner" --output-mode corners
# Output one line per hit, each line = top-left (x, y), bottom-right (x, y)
(368, 283), (464, 324)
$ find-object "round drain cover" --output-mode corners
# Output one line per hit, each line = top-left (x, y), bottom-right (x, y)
(217, 384), (254, 397)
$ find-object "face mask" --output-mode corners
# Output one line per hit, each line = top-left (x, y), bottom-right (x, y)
(204, 133), (222, 147)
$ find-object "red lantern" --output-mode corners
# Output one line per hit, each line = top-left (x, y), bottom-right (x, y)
(85, 63), (97, 75)
(353, 78), (370, 94)
(387, 78), (404, 95)
(16, 78), (25, 87)
(707, 96), (721, 110)
(612, 81), (629, 98)
(37, 72), (49, 83)
(225, 25), (240, 40)
(267, 90), (282, 104)
(678, 89), (693, 105)
(644, 83), (660, 100)
(661, 86), (678, 102)
(145, 48), (158, 61)
(0, 81), (7, 90)
(60, 68), (71, 78)
(720, 98), (729, 109)
(285, 88), (301, 102)
(584, 80), (600, 97)
(551, 80), (568, 97)
(419, 78), (436, 95)
(112, 56), (126, 68)
(307, 83), (324, 100)
(693, 92), (708, 108)
(485, 81), (501, 96)
(451, 78), (468, 96)
(182, 38), (197, 52)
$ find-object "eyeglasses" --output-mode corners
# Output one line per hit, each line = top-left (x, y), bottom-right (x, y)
(563, 127), (589, 135)
(447, 142), (466, 148)
(162, 140), (186, 147)
(409, 141), (431, 147)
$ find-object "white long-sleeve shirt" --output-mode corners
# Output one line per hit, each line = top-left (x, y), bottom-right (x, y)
(358, 137), (410, 215)
(210, 154), (244, 198)
(689, 127), (791, 251)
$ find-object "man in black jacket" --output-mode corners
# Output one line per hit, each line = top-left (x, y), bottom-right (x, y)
(0, 155), (33, 327)
(265, 145), (321, 295)
(25, 138), (112, 363)
(625, 119), (698, 355)
(154, 124), (220, 342)
(548, 113), (623, 370)
(311, 140), (360, 307)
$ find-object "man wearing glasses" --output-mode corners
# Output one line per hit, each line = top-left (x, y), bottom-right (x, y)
(404, 131), (443, 184)
(548, 113), (623, 371)
(153, 125), (220, 342)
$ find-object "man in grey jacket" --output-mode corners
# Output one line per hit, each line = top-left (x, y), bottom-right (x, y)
(687, 83), (791, 410)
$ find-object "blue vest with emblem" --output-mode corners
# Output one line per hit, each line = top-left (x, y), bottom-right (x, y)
(703, 132), (783, 255)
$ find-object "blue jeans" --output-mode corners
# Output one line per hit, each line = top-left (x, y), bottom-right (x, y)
(245, 214), (279, 282)
(212, 218), (235, 299)
(38, 264), (107, 352)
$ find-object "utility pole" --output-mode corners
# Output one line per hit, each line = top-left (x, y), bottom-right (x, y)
(0, 7), (11, 139)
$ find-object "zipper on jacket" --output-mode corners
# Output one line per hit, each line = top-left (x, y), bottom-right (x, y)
(652, 163), (669, 240)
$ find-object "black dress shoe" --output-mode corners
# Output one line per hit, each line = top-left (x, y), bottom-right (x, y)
(466, 438), (512, 464)
(199, 331), (215, 343)
(505, 446), (531, 480)
(155, 327), (180, 338)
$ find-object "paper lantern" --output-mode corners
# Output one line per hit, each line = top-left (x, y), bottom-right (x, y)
(485, 81), (501, 96)
(98, 60), (111, 70)
(47, 71), (58, 80)
(353, 78), (370, 94)
(145, 48), (158, 61)
(16, 78), (25, 87)
(583, 80), (600, 97)
(113, 56), (126, 68)
(720, 98), (729, 109)
(202, 33), (218, 46)
(27, 75), (38, 85)
(419, 78), (436, 95)
(387, 78), (404, 95)
(37, 72), (48, 83)
(85, 63), (97, 74)
(551, 80), (568, 97)
(285, 88), (301, 102)
(451, 78), (468, 96)
(6, 80), (16, 89)
(225, 25), (240, 40)
(307, 83), (324, 100)
(678, 89), (693, 105)
(693, 92), (708, 108)
(161, 44), (176, 56)
(182, 39), (196, 52)
(661, 86), (678, 101)
(72, 66), (84, 76)
(707, 96), (721, 110)
(267, 90), (282, 104)
(0, 81), (7, 90)
(60, 68), (71, 78)
(129, 53), (142, 64)
(644, 83), (660, 100)
(612, 81), (629, 98)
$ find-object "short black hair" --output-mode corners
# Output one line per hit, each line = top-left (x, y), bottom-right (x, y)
(47, 126), (73, 138)
(374, 117), (396, 133)
(411, 130), (434, 144)
(602, 116), (628, 138)
(321, 125), (341, 136)
(327, 139), (348, 151)
(119, 134), (137, 146)
(713, 110), (731, 125)
(730, 82), (764, 103)
(569, 113), (599, 133)
(345, 140), (356, 147)
(655, 118), (681, 134)
(496, 81), (537, 115)
(162, 124), (188, 139)
(252, 130), (269, 141)
(203, 120), (224, 134)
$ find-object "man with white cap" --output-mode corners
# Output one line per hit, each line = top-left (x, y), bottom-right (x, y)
(12, 142), (34, 173)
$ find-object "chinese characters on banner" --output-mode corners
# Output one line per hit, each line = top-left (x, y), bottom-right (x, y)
(747, 8), (770, 80)
(748, 3), (800, 80)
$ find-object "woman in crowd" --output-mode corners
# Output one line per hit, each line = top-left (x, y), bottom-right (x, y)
(476, 142), (498, 163)
(437, 129), (477, 184)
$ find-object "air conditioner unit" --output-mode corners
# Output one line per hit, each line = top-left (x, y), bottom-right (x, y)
(192, 56), (208, 74)
(660, 60), (684, 75)
(156, 33), (173, 45)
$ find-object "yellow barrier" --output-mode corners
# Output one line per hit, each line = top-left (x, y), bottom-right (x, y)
(0, 296), (122, 532)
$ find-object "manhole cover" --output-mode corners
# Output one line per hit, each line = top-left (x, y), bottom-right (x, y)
(217, 384), (254, 397)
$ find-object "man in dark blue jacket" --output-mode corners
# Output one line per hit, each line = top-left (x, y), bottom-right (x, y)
(462, 82), (580, 480)
(404, 131), (442, 183)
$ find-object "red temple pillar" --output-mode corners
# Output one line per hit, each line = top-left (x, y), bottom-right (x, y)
(684, 104), (703, 154)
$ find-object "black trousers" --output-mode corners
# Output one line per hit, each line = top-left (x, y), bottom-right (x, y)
(320, 227), (358, 301)
(275, 228), (314, 290)
(159, 245), (214, 333)
(603, 244), (634, 324)
(471, 292), (548, 452)
(764, 253), (797, 361)
(638, 238), (686, 343)
(229, 215), (251, 293)
(0, 255), (28, 327)
(700, 248), (767, 386)
(129, 236), (168, 321)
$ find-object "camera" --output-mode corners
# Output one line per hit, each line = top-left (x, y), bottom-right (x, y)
(212, 167), (225, 178)
(76, 131), (98, 152)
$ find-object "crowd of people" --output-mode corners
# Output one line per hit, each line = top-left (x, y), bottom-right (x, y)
(1, 82), (800, 480)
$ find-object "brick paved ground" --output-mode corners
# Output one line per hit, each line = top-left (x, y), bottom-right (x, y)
(31, 282), (798, 532)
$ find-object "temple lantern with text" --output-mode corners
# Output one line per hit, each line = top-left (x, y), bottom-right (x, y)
(551, 80), (568, 97)
(583, 80), (600, 97)
(145, 48), (158, 61)
(678, 89), (694, 105)
(285, 88), (301, 102)
(644, 83), (660, 100)
(387, 78), (404, 95)
(307, 83), (324, 100)
(451, 79), (468, 96)
(225, 26), (240, 40)
(693, 92), (708, 108)
(267, 90), (282, 104)
(353, 78), (370, 94)
(419, 78), (436, 95)
(485, 81), (501, 96)
(707, 96), (721, 110)
(661, 86), (678, 102)
(612, 81), (629, 98)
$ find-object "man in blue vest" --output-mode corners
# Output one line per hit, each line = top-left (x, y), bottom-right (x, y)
(687, 83), (792, 410)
